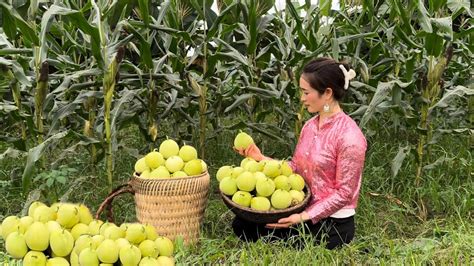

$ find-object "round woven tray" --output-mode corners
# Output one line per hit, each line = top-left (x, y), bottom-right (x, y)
(220, 186), (311, 224)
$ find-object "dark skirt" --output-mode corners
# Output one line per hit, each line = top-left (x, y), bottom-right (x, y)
(232, 215), (355, 250)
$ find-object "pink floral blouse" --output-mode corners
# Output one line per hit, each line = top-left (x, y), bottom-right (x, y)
(288, 112), (367, 223)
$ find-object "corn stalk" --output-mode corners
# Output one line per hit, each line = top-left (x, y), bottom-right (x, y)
(199, 78), (208, 160)
(83, 95), (97, 171)
(415, 47), (453, 187)
(34, 61), (49, 146)
(200, 0), (209, 160)
(470, 92), (474, 149)
(89, 0), (127, 189)
(147, 79), (159, 143)
(188, 74), (207, 159)
(6, 68), (27, 142)
(103, 47), (124, 189)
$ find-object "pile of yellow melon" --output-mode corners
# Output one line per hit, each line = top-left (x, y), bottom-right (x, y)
(134, 139), (207, 179)
(0, 201), (175, 265)
(217, 132), (306, 211)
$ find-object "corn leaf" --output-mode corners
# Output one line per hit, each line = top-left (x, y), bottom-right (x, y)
(392, 145), (411, 177)
(360, 80), (412, 128)
(22, 130), (70, 193)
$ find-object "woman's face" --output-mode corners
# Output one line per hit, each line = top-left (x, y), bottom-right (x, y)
(299, 76), (326, 114)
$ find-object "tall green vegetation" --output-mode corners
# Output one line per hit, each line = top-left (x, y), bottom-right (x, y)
(0, 1), (471, 213)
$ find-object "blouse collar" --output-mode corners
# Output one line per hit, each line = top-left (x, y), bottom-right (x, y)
(314, 111), (345, 130)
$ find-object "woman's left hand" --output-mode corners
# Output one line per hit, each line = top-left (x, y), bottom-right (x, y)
(265, 212), (310, 229)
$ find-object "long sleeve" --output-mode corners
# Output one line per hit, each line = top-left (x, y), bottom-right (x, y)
(305, 141), (366, 222)
(288, 138), (302, 174)
(288, 117), (315, 174)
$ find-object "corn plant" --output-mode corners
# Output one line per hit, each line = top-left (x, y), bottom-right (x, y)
(0, 0), (472, 198)
(325, 0), (473, 218)
(0, 0), (143, 192)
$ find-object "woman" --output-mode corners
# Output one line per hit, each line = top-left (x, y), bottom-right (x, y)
(233, 57), (367, 249)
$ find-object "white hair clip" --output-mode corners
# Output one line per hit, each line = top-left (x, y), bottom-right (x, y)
(339, 65), (356, 90)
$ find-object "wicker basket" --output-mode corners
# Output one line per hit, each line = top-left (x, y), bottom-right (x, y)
(96, 172), (210, 245)
(220, 186), (311, 224)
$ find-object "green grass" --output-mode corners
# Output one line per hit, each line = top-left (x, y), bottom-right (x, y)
(0, 125), (472, 265)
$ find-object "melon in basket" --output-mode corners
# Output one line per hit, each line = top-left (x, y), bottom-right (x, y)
(220, 184), (311, 224)
(217, 158), (308, 212)
(134, 139), (206, 178)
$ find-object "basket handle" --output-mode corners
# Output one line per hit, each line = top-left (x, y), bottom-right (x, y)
(95, 182), (135, 223)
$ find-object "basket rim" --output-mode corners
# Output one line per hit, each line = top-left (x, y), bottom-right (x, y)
(133, 171), (209, 181)
(220, 185), (311, 215)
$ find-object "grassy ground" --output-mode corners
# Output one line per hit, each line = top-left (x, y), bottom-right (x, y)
(0, 124), (472, 265)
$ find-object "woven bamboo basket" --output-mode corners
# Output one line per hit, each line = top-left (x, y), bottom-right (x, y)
(96, 171), (210, 245)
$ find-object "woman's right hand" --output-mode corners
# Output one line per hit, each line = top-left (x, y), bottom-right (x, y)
(233, 143), (264, 161)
